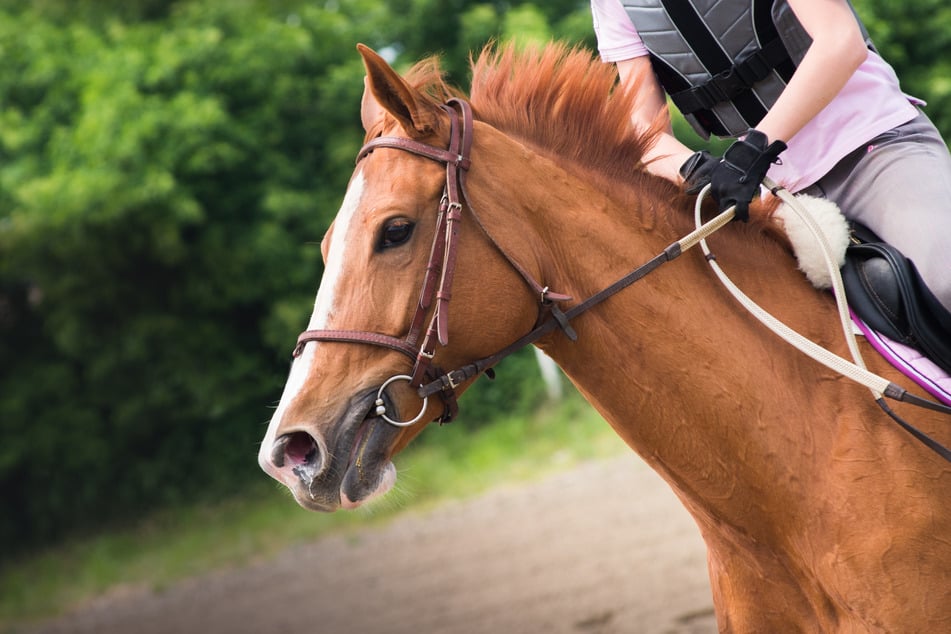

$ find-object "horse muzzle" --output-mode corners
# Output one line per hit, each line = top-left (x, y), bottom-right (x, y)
(259, 390), (402, 511)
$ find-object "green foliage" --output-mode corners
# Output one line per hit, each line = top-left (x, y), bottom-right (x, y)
(0, 0), (593, 557)
(854, 0), (951, 136)
(0, 2), (374, 553)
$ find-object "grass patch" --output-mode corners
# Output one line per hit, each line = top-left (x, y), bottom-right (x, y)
(0, 394), (626, 628)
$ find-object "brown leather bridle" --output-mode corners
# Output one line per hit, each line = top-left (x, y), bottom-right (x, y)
(292, 98), (571, 423)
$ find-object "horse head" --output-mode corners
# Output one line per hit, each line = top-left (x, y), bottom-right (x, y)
(257, 45), (544, 511)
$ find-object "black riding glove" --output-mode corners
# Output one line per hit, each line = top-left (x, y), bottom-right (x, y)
(678, 150), (718, 195)
(709, 129), (786, 222)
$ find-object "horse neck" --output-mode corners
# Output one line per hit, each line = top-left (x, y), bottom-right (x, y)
(473, 130), (857, 526)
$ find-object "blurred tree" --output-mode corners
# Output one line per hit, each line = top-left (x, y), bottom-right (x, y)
(0, 2), (370, 552)
(853, 0), (951, 137)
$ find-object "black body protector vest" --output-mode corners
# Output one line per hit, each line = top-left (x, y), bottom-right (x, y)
(621, 0), (874, 138)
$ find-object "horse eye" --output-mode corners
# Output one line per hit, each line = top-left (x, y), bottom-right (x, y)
(381, 219), (414, 249)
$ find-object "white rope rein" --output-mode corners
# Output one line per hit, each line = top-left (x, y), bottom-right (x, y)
(689, 180), (892, 397)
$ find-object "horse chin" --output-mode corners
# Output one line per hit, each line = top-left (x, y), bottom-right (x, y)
(340, 461), (397, 509)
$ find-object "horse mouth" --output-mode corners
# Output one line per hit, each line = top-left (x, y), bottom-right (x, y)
(283, 390), (401, 512)
(338, 408), (399, 510)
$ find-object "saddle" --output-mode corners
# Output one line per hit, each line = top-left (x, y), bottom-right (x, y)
(841, 223), (951, 375)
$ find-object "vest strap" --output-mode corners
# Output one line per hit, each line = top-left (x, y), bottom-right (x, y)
(669, 37), (790, 116)
(658, 0), (771, 130)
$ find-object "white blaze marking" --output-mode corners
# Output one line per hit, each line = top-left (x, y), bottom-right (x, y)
(306, 171), (367, 333)
(259, 171), (367, 468)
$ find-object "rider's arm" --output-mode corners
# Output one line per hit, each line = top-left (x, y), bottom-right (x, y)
(616, 56), (695, 183)
(755, 0), (869, 145)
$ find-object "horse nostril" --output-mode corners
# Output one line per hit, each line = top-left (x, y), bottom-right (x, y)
(271, 432), (323, 484)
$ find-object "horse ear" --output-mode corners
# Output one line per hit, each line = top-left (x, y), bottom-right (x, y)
(357, 43), (441, 138)
(360, 75), (385, 132)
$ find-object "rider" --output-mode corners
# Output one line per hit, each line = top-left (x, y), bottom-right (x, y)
(590, 0), (951, 314)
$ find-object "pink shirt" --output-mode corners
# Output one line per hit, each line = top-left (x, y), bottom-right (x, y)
(590, 0), (922, 192)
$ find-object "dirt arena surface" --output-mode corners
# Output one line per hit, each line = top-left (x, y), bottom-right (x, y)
(27, 455), (716, 634)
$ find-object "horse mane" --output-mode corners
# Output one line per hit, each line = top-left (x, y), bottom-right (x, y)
(470, 43), (662, 183)
(398, 42), (663, 187)
(396, 42), (780, 234)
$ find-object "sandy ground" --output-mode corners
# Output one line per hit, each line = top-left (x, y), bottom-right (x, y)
(25, 455), (717, 634)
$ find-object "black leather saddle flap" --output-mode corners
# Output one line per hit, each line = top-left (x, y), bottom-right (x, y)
(841, 225), (951, 375)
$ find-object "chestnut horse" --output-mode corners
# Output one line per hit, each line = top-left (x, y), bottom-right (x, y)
(258, 43), (951, 631)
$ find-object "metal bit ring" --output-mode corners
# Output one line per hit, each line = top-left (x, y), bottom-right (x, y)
(375, 375), (429, 427)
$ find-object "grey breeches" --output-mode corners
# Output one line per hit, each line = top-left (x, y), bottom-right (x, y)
(799, 110), (951, 312)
